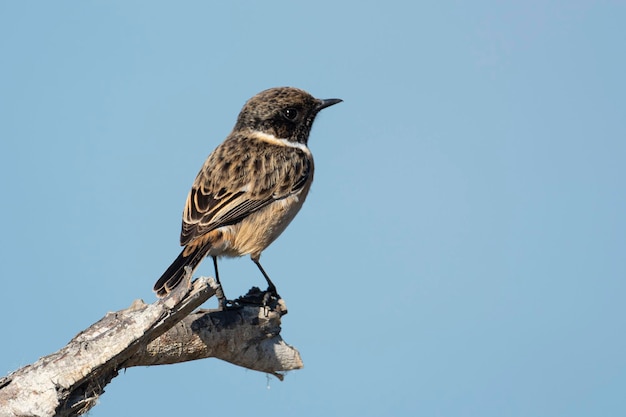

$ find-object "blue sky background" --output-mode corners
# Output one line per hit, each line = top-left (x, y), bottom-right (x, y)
(1, 1), (625, 416)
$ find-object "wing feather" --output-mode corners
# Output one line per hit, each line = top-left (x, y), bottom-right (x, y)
(180, 135), (312, 246)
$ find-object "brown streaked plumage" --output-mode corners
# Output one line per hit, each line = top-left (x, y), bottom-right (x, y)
(153, 87), (342, 300)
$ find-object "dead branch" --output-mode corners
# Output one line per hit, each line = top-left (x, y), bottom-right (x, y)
(0, 275), (302, 417)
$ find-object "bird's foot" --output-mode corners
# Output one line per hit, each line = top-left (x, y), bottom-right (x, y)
(215, 284), (241, 310)
(218, 298), (242, 310)
(262, 285), (281, 306)
(235, 286), (280, 307)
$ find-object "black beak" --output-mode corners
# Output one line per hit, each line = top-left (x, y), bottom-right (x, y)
(317, 98), (343, 111)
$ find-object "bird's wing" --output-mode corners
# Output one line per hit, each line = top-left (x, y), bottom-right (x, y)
(180, 137), (312, 246)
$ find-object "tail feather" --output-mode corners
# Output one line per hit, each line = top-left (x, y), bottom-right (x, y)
(153, 244), (209, 297)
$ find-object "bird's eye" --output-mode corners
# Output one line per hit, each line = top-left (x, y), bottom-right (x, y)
(282, 108), (299, 121)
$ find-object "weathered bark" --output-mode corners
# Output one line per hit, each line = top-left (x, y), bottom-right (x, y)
(0, 274), (302, 417)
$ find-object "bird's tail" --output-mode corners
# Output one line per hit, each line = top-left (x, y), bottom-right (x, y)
(153, 244), (209, 297)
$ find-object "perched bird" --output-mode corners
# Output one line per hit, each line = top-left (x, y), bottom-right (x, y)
(153, 87), (342, 300)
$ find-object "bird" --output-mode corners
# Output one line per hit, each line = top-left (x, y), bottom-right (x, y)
(153, 87), (342, 302)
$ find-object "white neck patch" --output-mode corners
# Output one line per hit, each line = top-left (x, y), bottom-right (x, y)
(251, 131), (311, 154)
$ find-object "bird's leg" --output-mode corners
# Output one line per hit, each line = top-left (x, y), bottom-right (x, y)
(252, 258), (280, 302)
(212, 256), (231, 309)
(212, 256), (221, 286)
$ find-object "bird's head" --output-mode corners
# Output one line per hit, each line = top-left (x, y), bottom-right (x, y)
(234, 87), (342, 145)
